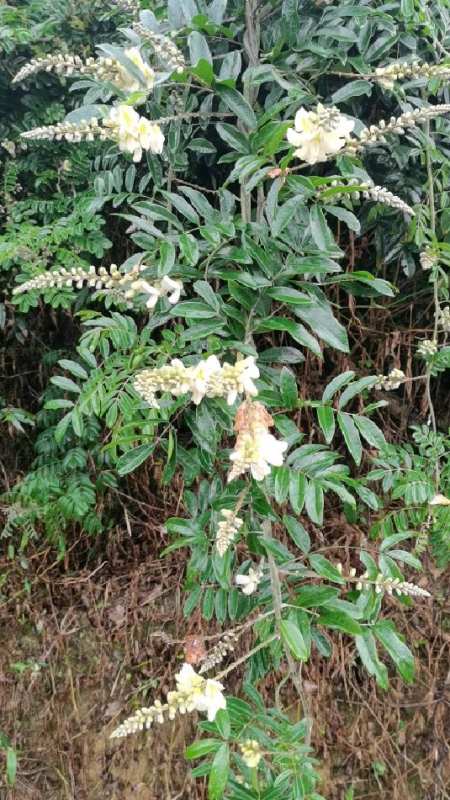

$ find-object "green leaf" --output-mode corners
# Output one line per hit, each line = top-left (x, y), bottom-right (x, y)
(374, 620), (415, 683)
(214, 709), (231, 740)
(355, 631), (389, 689)
(283, 515), (310, 553)
(215, 85), (257, 130)
(184, 586), (203, 617)
(337, 412), (362, 465)
(179, 232), (200, 265)
(295, 585), (340, 608)
(305, 480), (324, 525)
(280, 367), (298, 409)
(274, 466), (290, 503)
(44, 399), (75, 410)
(338, 377), (378, 409)
(280, 619), (309, 661)
(194, 280), (221, 311)
(58, 359), (88, 380)
(208, 743), (229, 800)
(322, 371), (355, 403)
(117, 444), (154, 476)
(354, 416), (386, 450)
(294, 296), (349, 352)
(216, 123), (250, 153)
(188, 31), (213, 65)
(267, 287), (311, 306)
(317, 405), (335, 444)
(324, 205), (360, 233)
(318, 608), (362, 636)
(289, 471), (306, 514)
(255, 317), (322, 357)
(186, 739), (221, 759)
(50, 376), (81, 394)
(6, 747), (17, 786)
(309, 554), (345, 584)
(331, 79), (372, 104)
(309, 205), (334, 250)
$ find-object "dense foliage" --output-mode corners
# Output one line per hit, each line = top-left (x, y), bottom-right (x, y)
(1, 0), (450, 797)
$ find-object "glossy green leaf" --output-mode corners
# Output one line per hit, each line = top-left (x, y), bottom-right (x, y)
(208, 743), (230, 800)
(374, 620), (415, 683)
(280, 619), (309, 661)
(337, 412), (363, 465)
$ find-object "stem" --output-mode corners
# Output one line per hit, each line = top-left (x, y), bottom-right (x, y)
(261, 520), (312, 744)
(239, 0), (262, 224)
(424, 119), (440, 483)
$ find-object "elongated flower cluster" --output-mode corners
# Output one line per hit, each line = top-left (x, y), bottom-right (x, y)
(240, 740), (263, 768)
(13, 263), (143, 295)
(134, 355), (259, 409)
(21, 117), (108, 144)
(325, 178), (414, 215)
(133, 23), (186, 73)
(417, 339), (438, 357)
(375, 368), (405, 391)
(12, 263), (182, 310)
(437, 306), (450, 332)
(342, 104), (450, 156)
(287, 104), (354, 164)
(420, 248), (438, 270)
(21, 105), (165, 162)
(355, 571), (431, 598)
(111, 663), (226, 738)
(228, 401), (288, 482)
(215, 509), (243, 556)
(374, 61), (450, 91)
(199, 631), (239, 674)
(13, 49), (155, 95)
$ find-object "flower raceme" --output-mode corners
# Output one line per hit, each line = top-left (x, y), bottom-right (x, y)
(215, 509), (244, 557)
(287, 104), (355, 164)
(228, 401), (288, 482)
(21, 105), (164, 163)
(133, 355), (259, 409)
(13, 47), (155, 98)
(110, 663), (226, 738)
(12, 263), (182, 311)
(104, 104), (164, 161)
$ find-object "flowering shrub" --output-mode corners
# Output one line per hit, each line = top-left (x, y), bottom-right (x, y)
(2, 0), (450, 797)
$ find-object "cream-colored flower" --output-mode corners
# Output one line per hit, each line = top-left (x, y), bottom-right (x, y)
(220, 357), (259, 405)
(235, 564), (264, 596)
(417, 339), (438, 357)
(190, 355), (222, 405)
(174, 664), (226, 721)
(215, 509), (243, 557)
(374, 368), (405, 391)
(429, 493), (450, 506)
(437, 306), (450, 332)
(195, 677), (227, 721)
(105, 105), (164, 161)
(287, 104), (354, 164)
(160, 275), (183, 304)
(115, 47), (155, 94)
(240, 739), (262, 768)
(229, 429), (288, 482)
